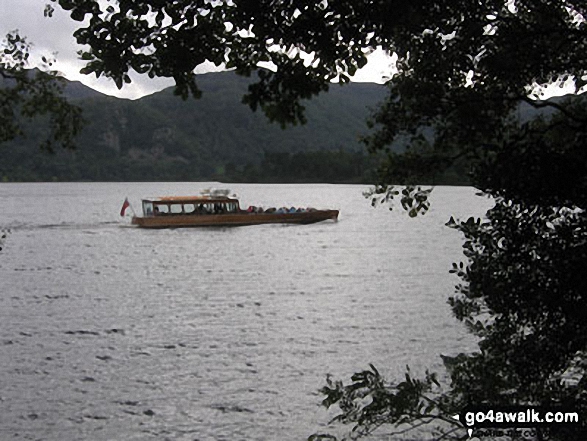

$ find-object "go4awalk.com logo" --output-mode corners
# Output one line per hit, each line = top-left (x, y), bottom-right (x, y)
(452, 406), (580, 438)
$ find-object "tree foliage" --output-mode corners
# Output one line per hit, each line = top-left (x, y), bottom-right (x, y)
(48, 0), (390, 125)
(48, 0), (587, 200)
(49, 1), (587, 439)
(0, 31), (84, 152)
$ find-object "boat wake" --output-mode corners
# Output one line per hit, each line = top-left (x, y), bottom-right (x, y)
(2, 221), (123, 232)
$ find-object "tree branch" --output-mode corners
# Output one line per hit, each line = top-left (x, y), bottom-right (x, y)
(520, 95), (587, 125)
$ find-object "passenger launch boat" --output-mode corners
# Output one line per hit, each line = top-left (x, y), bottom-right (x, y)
(122, 191), (339, 228)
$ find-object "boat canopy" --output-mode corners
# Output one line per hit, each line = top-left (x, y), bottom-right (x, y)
(142, 196), (239, 204)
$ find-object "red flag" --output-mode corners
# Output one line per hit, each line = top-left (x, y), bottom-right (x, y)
(120, 198), (130, 216)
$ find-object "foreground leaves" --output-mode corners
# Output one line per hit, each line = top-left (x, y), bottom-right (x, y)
(1, 31), (83, 151)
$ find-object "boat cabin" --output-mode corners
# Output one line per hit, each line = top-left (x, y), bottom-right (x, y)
(142, 196), (241, 217)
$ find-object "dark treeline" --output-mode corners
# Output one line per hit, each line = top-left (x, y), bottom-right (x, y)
(1, 144), (471, 185)
(2, 135), (379, 183)
(224, 149), (377, 184)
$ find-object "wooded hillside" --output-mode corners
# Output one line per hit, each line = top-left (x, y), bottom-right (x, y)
(1, 71), (386, 182)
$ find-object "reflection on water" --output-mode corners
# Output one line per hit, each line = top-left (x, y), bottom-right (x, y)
(0, 183), (492, 440)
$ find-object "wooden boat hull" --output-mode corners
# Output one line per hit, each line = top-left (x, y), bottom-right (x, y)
(131, 210), (339, 228)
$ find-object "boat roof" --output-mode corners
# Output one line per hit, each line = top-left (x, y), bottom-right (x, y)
(143, 196), (239, 204)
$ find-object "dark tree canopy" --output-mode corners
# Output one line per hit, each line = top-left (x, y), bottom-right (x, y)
(50, 1), (586, 122)
(50, 1), (587, 439)
(49, 0), (587, 200)
(0, 31), (84, 152)
(50, 0), (382, 125)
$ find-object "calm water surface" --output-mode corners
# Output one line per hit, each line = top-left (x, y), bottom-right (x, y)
(0, 183), (493, 441)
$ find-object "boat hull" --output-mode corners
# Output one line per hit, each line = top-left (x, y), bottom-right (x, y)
(131, 210), (339, 228)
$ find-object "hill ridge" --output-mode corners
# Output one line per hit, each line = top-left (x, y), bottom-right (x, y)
(1, 70), (386, 182)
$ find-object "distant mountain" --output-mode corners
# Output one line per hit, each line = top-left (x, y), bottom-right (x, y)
(0, 68), (104, 100)
(61, 78), (105, 100)
(136, 71), (384, 163)
(1, 70), (387, 182)
(3, 69), (568, 183)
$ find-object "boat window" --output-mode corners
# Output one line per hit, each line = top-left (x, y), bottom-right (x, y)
(143, 202), (154, 216)
(170, 204), (183, 214)
(155, 204), (169, 214)
(184, 203), (195, 214)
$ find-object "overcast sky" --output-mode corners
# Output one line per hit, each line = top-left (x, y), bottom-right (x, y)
(0, 0), (394, 100)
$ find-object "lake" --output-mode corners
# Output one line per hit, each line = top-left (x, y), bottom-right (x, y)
(0, 183), (493, 441)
